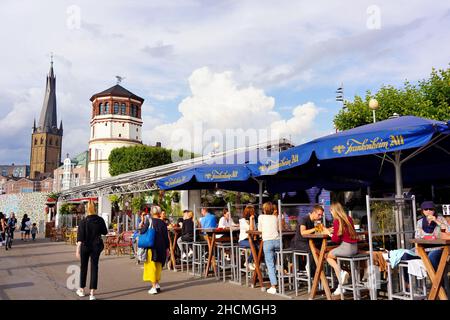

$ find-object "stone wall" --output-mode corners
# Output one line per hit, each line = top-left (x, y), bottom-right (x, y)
(0, 192), (47, 232)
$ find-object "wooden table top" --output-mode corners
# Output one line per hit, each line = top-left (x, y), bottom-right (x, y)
(410, 238), (450, 245)
(246, 230), (295, 236)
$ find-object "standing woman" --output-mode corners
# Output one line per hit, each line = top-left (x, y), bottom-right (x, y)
(258, 201), (280, 295)
(20, 214), (30, 241)
(324, 202), (357, 295)
(141, 205), (169, 295)
(0, 212), (6, 245)
(76, 199), (108, 300)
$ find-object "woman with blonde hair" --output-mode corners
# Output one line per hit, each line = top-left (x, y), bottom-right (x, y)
(140, 205), (169, 294)
(258, 201), (280, 295)
(76, 199), (108, 300)
(324, 202), (358, 295)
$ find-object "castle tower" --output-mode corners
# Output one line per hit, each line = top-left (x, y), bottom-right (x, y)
(30, 59), (63, 179)
(88, 83), (144, 182)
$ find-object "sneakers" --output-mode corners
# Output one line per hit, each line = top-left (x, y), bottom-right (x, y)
(76, 289), (85, 297)
(333, 286), (345, 295)
(340, 270), (350, 285)
(181, 252), (187, 259)
(155, 283), (161, 293)
(244, 262), (255, 271)
(89, 295), (96, 300)
(188, 249), (193, 258)
(148, 287), (158, 295)
(266, 287), (277, 294)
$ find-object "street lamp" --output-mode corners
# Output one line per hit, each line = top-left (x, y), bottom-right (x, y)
(368, 98), (379, 123)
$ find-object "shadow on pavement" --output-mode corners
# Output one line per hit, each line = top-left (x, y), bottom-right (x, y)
(0, 282), (35, 300)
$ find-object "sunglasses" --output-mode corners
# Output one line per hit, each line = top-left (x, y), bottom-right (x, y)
(423, 208), (435, 211)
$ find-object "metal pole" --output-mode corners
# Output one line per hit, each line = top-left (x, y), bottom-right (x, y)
(372, 109), (376, 123)
(228, 202), (240, 285)
(412, 195), (417, 233)
(258, 180), (263, 216)
(278, 199), (284, 295)
(193, 203), (197, 243)
(366, 195), (377, 300)
(394, 151), (404, 248)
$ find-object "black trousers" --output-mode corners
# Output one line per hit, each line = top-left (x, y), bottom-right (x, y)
(80, 245), (102, 290)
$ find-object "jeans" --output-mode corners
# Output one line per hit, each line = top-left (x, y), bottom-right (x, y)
(239, 239), (256, 262)
(263, 239), (280, 286)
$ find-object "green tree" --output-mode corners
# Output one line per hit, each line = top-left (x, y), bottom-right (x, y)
(334, 65), (450, 130)
(108, 145), (196, 176)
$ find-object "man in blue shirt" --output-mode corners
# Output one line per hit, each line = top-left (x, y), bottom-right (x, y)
(200, 207), (217, 229)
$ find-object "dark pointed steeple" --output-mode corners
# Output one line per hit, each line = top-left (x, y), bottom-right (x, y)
(33, 118), (36, 133)
(37, 58), (58, 133)
(59, 120), (63, 134)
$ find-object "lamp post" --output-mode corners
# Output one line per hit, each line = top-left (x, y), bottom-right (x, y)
(369, 98), (379, 123)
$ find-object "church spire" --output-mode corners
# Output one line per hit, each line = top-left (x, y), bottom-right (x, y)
(37, 58), (58, 133)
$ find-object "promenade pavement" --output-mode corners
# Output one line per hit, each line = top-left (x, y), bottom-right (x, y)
(0, 233), (311, 300)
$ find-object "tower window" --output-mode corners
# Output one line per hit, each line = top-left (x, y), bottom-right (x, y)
(104, 102), (109, 114)
(136, 128), (138, 132)
(114, 102), (119, 114)
(55, 139), (59, 146)
(118, 134), (122, 138)
(99, 103), (103, 115)
(121, 103), (126, 115)
(34, 138), (37, 145)
(49, 138), (53, 145)
(105, 123), (107, 126)
(122, 123), (125, 127)
(40, 137), (44, 144)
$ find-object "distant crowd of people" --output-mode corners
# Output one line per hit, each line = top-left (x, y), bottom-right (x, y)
(0, 212), (39, 250)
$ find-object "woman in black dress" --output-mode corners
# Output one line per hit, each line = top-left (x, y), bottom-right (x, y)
(76, 200), (107, 300)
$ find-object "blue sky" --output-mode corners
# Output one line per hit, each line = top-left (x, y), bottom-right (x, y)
(0, 0), (449, 164)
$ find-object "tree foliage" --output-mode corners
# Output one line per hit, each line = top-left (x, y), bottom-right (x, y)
(334, 66), (450, 130)
(108, 145), (196, 176)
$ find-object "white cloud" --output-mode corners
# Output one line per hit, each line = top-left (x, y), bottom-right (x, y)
(147, 67), (320, 154)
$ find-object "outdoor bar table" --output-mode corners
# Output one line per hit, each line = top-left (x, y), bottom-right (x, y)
(304, 232), (370, 300)
(410, 238), (450, 300)
(198, 227), (239, 278)
(303, 233), (335, 300)
(246, 230), (296, 290)
(167, 226), (181, 271)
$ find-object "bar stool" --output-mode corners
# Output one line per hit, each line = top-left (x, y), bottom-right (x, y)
(293, 250), (312, 295)
(191, 242), (208, 277)
(216, 243), (234, 282)
(387, 261), (427, 300)
(238, 247), (254, 286)
(336, 253), (370, 300)
(276, 249), (295, 295)
(180, 241), (193, 274)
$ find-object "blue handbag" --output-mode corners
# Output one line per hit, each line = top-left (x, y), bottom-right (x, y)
(138, 216), (155, 249)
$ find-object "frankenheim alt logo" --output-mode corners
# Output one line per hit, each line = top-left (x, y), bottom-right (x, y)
(333, 135), (405, 155)
(66, 265), (80, 290)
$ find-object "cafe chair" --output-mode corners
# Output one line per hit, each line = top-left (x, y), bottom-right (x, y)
(216, 243), (235, 282)
(387, 261), (427, 300)
(180, 240), (193, 274)
(191, 241), (208, 277)
(293, 250), (312, 295)
(336, 253), (370, 300)
(238, 247), (254, 287)
(276, 249), (295, 295)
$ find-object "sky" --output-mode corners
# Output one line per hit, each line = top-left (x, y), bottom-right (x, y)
(0, 0), (449, 164)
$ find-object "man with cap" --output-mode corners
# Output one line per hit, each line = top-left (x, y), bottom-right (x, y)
(415, 201), (449, 270)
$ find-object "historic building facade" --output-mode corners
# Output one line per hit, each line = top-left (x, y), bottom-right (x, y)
(30, 60), (63, 179)
(87, 84), (144, 182)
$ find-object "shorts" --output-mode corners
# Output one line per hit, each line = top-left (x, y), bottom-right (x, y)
(24, 230), (30, 235)
(330, 242), (358, 257)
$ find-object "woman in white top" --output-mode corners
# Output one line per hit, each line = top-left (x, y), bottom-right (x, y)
(238, 205), (257, 270)
(258, 202), (280, 295)
(218, 208), (237, 228)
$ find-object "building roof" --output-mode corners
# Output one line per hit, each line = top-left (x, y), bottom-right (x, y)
(90, 84), (144, 103)
(57, 151), (89, 169)
(35, 62), (62, 134)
